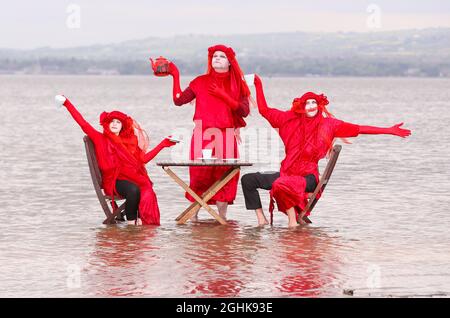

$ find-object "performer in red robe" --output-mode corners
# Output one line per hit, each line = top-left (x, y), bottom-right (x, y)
(241, 75), (411, 227)
(56, 95), (176, 225)
(152, 44), (251, 220)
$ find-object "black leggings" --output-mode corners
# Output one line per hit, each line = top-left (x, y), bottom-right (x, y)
(241, 172), (317, 210)
(115, 180), (140, 221)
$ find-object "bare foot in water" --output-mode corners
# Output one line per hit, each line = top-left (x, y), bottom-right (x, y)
(128, 218), (142, 226)
(288, 222), (300, 228)
(255, 208), (269, 226)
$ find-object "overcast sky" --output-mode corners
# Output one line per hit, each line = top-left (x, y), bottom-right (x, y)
(1, 0), (450, 49)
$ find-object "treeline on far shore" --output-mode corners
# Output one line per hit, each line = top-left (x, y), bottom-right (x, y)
(1, 56), (449, 77)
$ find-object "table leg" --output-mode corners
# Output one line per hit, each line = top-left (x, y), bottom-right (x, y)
(177, 167), (241, 224)
(162, 166), (240, 225)
(175, 168), (234, 222)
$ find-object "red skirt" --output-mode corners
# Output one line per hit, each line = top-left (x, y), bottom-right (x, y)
(269, 174), (321, 221)
(138, 184), (160, 225)
(185, 126), (239, 204)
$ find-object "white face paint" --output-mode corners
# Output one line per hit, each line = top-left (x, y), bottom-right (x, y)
(109, 118), (122, 135)
(211, 51), (230, 73)
(305, 99), (318, 117)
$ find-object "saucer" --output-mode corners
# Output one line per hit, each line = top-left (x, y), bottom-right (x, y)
(166, 136), (181, 143)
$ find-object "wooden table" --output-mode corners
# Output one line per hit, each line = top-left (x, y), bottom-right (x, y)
(156, 160), (253, 225)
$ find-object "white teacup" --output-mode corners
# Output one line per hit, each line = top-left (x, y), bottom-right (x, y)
(202, 149), (213, 159)
(244, 74), (255, 86)
(55, 95), (66, 108)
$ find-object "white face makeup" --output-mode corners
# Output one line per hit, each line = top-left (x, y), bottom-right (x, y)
(211, 51), (230, 73)
(109, 118), (122, 135)
(305, 99), (318, 117)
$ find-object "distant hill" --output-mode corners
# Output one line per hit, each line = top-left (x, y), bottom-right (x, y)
(1, 28), (450, 76)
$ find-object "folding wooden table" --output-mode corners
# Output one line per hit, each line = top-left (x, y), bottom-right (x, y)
(156, 160), (253, 225)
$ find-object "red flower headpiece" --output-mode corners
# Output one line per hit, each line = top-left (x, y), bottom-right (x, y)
(291, 92), (334, 118)
(99, 110), (149, 153)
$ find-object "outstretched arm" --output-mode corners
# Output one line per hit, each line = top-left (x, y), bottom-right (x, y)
(253, 75), (290, 128)
(333, 119), (411, 139)
(56, 95), (102, 140)
(253, 74), (270, 116)
(143, 138), (177, 163)
(359, 123), (411, 138)
(168, 62), (197, 106)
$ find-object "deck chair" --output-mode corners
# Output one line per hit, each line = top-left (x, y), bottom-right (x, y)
(300, 144), (342, 223)
(83, 136), (126, 224)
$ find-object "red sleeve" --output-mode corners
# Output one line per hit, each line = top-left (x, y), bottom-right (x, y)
(143, 143), (165, 163)
(332, 119), (360, 138)
(174, 87), (196, 106)
(64, 99), (102, 141)
(188, 77), (199, 93)
(263, 108), (291, 129)
(234, 96), (249, 118)
(254, 79), (290, 128)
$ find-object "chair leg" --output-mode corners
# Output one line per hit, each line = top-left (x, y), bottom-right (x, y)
(103, 202), (126, 225)
(302, 215), (312, 224)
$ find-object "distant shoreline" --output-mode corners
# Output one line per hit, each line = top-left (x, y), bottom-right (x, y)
(1, 74), (449, 79)
(1, 28), (449, 78)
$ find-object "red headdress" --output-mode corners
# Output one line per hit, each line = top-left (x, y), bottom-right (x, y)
(99, 110), (150, 160)
(207, 44), (251, 101)
(291, 92), (334, 118)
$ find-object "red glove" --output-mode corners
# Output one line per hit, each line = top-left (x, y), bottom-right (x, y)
(168, 62), (179, 77)
(143, 137), (177, 163)
(253, 74), (269, 114)
(167, 62), (182, 101)
(254, 74), (263, 88)
(208, 83), (239, 110)
(62, 96), (73, 108)
(359, 123), (411, 138)
(386, 123), (411, 138)
(160, 137), (177, 148)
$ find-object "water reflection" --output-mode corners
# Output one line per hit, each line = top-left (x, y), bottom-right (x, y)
(181, 221), (247, 297)
(86, 225), (159, 296)
(273, 227), (341, 297)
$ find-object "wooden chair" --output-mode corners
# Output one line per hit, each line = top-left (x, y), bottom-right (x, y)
(301, 144), (342, 223)
(83, 136), (126, 224)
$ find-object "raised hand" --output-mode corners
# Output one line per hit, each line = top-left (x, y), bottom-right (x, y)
(388, 123), (411, 138)
(160, 137), (177, 148)
(167, 62), (179, 77)
(254, 74), (262, 87)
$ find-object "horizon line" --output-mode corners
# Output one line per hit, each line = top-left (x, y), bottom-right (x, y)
(1, 26), (449, 51)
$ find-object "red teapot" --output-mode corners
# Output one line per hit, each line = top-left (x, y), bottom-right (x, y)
(150, 56), (171, 77)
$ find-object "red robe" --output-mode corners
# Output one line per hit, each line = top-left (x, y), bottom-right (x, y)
(175, 70), (249, 204)
(65, 102), (161, 225)
(259, 106), (360, 217)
